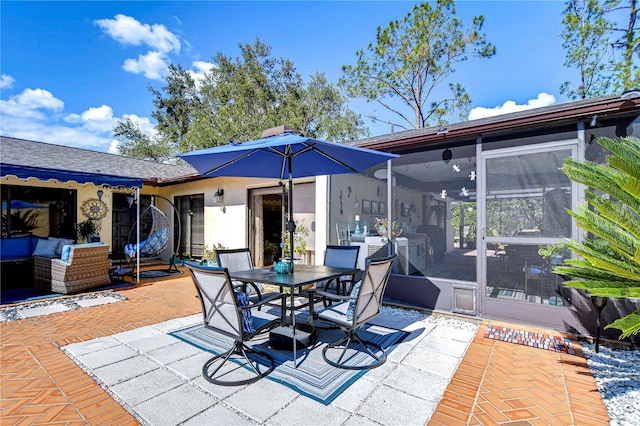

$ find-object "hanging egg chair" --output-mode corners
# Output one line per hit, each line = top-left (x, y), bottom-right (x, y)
(125, 205), (171, 257)
(124, 195), (181, 277)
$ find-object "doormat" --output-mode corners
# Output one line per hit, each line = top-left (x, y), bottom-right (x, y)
(484, 325), (575, 354)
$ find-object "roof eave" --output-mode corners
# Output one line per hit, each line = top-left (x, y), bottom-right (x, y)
(360, 97), (640, 151)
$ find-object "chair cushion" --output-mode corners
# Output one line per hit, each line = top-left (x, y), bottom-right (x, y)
(318, 302), (352, 327)
(346, 281), (362, 322)
(235, 291), (255, 333)
(48, 237), (74, 257)
(32, 238), (59, 257)
(60, 242), (104, 263)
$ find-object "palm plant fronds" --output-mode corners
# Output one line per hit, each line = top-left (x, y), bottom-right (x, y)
(599, 136), (640, 173)
(561, 239), (640, 281)
(558, 136), (640, 339)
(585, 191), (640, 241)
(604, 311), (640, 340)
(562, 158), (640, 215)
(568, 206), (638, 258)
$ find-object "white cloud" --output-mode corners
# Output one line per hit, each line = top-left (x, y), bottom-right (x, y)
(94, 14), (180, 54)
(188, 61), (215, 88)
(0, 86), (155, 152)
(1, 74), (15, 89)
(95, 14), (181, 81)
(108, 140), (120, 154)
(0, 88), (64, 120)
(469, 92), (557, 120)
(64, 105), (116, 132)
(122, 113), (157, 137)
(123, 51), (169, 80)
(1, 116), (116, 150)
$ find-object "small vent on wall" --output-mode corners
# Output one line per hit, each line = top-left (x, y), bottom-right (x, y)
(453, 286), (476, 315)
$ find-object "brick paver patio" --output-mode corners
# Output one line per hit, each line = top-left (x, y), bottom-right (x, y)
(1, 269), (609, 425)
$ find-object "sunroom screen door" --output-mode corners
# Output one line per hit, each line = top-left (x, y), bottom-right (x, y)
(479, 141), (579, 325)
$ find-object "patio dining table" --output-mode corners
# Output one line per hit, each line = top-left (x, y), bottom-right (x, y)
(229, 264), (358, 366)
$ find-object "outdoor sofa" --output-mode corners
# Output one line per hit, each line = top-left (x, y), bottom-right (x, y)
(34, 242), (111, 294)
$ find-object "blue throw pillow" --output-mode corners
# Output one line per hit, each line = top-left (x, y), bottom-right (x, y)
(346, 281), (362, 322)
(32, 239), (58, 257)
(235, 291), (254, 333)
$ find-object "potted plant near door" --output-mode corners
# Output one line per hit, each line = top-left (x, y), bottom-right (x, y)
(77, 219), (99, 243)
(200, 243), (226, 266)
(264, 240), (279, 265)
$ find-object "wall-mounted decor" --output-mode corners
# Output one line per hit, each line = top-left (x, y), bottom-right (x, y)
(401, 203), (410, 217)
(371, 201), (379, 215)
(379, 202), (385, 215)
(362, 199), (371, 214)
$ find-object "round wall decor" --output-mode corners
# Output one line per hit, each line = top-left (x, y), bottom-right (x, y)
(81, 198), (109, 220)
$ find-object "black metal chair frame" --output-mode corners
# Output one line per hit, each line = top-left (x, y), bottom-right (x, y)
(188, 263), (284, 386)
(320, 245), (361, 296)
(216, 248), (271, 308)
(314, 254), (396, 370)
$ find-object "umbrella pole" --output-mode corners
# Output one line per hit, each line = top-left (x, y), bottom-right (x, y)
(287, 177), (295, 271)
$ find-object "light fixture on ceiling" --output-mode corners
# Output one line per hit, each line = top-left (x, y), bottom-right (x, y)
(96, 189), (104, 201)
(442, 148), (453, 164)
(590, 115), (598, 127)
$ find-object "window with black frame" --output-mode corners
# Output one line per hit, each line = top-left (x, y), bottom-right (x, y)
(1, 185), (75, 239)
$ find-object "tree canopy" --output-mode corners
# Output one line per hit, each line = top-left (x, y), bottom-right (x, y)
(339, 0), (496, 130)
(560, 0), (639, 99)
(114, 39), (368, 161)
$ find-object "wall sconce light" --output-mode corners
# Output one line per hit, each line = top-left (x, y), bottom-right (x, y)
(213, 188), (224, 204)
(96, 189), (104, 201)
(442, 148), (453, 164)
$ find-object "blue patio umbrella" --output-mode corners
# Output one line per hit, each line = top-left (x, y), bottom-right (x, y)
(179, 132), (398, 267)
(2, 200), (48, 210)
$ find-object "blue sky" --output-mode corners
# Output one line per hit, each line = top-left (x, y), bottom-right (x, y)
(1, 1), (574, 154)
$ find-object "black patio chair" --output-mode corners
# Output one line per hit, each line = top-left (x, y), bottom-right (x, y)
(187, 263), (284, 385)
(216, 248), (279, 308)
(313, 254), (396, 370)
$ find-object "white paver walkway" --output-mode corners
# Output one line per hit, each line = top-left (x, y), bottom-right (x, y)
(64, 307), (478, 426)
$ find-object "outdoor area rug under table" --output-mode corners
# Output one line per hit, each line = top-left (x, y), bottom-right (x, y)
(171, 320), (409, 405)
(229, 264), (359, 366)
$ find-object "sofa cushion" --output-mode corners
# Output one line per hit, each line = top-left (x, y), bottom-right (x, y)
(32, 239), (59, 257)
(1, 236), (42, 260)
(48, 237), (75, 257)
(60, 242), (104, 263)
